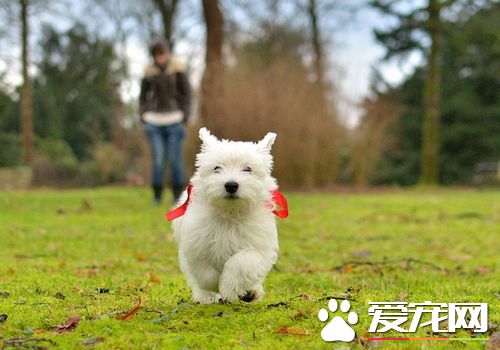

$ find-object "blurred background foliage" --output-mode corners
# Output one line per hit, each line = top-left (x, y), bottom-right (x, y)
(0, 0), (498, 188)
(365, 3), (500, 185)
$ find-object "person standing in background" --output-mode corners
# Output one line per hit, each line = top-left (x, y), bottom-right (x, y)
(139, 39), (192, 205)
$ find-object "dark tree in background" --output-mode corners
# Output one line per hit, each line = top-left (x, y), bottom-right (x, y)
(307, 0), (325, 90)
(371, 0), (448, 185)
(0, 0), (496, 188)
(420, 0), (443, 185)
(19, 0), (33, 164)
(200, 0), (224, 124)
(34, 24), (124, 160)
(153, 0), (179, 49)
(292, 0), (358, 117)
(367, 2), (500, 185)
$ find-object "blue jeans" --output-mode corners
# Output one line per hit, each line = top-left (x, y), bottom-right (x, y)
(145, 123), (185, 189)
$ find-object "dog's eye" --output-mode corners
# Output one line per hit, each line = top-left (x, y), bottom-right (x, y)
(242, 166), (252, 173)
(214, 166), (222, 173)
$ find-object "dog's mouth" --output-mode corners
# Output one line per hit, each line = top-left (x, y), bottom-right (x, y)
(224, 193), (239, 200)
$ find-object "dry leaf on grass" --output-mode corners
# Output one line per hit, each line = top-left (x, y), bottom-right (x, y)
(476, 266), (492, 274)
(147, 272), (161, 283)
(54, 315), (80, 333)
(397, 291), (409, 301)
(116, 297), (142, 321)
(297, 293), (313, 301)
(136, 252), (147, 262)
(274, 325), (309, 336)
(343, 265), (353, 273)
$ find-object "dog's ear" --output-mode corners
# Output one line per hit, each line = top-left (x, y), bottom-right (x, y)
(257, 132), (277, 153)
(199, 127), (218, 149)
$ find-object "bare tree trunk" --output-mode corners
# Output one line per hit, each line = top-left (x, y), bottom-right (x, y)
(420, 0), (442, 185)
(20, 0), (33, 164)
(153, 0), (179, 49)
(308, 0), (324, 87)
(200, 0), (224, 124)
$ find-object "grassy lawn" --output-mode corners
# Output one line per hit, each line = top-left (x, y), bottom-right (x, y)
(0, 188), (498, 349)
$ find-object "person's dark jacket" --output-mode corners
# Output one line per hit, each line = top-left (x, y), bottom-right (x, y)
(139, 57), (191, 123)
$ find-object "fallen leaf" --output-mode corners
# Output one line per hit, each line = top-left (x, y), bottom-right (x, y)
(81, 200), (93, 212)
(0, 314), (7, 322)
(76, 267), (100, 277)
(136, 252), (147, 262)
(54, 315), (80, 333)
(476, 266), (492, 274)
(343, 265), (353, 273)
(292, 310), (307, 320)
(274, 325), (309, 336)
(397, 291), (409, 301)
(116, 297), (141, 321)
(147, 272), (161, 283)
(297, 293), (313, 301)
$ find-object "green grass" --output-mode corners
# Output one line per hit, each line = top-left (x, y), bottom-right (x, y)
(0, 188), (498, 349)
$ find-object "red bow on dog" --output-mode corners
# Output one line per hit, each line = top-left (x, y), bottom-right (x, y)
(166, 184), (288, 221)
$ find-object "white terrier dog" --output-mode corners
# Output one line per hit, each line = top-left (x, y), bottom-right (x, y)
(168, 127), (287, 304)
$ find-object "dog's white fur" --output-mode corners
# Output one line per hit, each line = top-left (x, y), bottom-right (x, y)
(172, 127), (279, 304)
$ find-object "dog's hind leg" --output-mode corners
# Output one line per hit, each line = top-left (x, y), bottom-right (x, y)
(219, 250), (275, 302)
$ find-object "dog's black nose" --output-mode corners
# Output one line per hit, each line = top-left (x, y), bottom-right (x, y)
(224, 181), (239, 194)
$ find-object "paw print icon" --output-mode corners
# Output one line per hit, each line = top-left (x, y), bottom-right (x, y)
(318, 299), (358, 342)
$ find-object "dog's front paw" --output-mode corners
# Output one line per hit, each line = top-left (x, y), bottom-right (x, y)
(219, 289), (240, 303)
(220, 285), (264, 303)
(239, 285), (264, 302)
(192, 290), (222, 304)
(239, 290), (258, 302)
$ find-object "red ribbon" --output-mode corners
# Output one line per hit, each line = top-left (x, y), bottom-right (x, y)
(271, 189), (288, 218)
(166, 185), (288, 221)
(166, 184), (193, 221)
